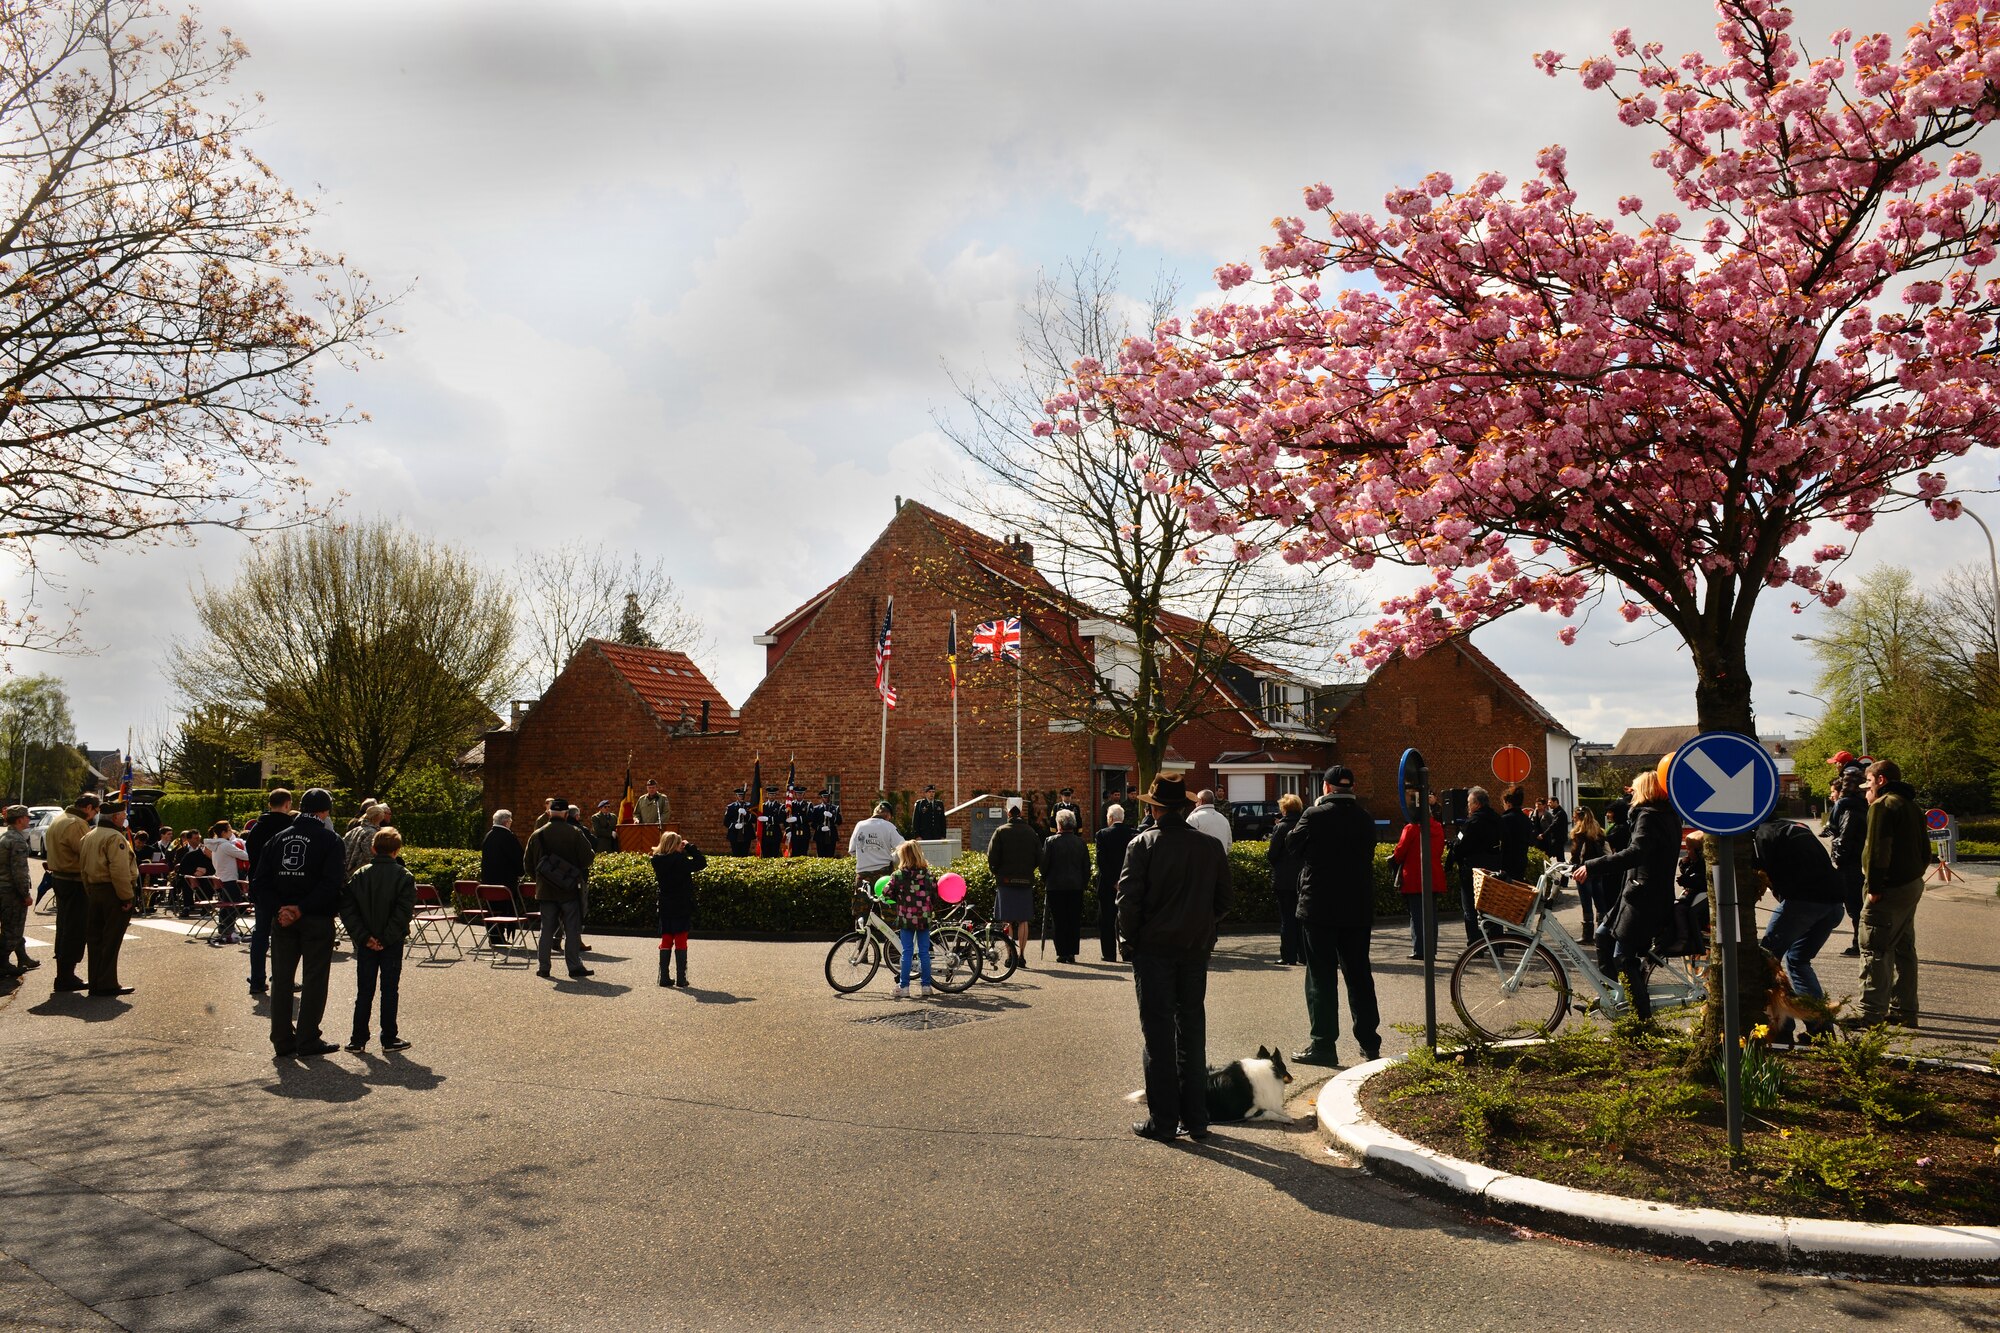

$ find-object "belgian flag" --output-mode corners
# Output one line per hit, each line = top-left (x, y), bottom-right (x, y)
(618, 765), (636, 824)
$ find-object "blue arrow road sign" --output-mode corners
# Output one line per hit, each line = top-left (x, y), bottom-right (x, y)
(1666, 731), (1780, 837)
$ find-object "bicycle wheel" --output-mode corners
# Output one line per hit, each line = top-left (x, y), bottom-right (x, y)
(1449, 935), (1570, 1042)
(824, 931), (881, 993)
(978, 928), (1019, 983)
(927, 925), (981, 994)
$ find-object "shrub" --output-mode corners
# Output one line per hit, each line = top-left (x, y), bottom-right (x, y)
(1772, 1133), (1918, 1209)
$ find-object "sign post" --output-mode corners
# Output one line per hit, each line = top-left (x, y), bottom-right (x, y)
(1399, 748), (1438, 1054)
(1491, 745), (1532, 786)
(1665, 731), (1780, 1165)
(1926, 808), (1963, 883)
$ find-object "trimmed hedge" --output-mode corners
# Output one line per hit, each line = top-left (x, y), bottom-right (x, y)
(398, 839), (1549, 937)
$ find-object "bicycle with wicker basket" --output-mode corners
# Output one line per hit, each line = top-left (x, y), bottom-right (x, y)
(1448, 863), (1709, 1041)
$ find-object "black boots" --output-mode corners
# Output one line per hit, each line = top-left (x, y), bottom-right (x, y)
(675, 947), (688, 988)
(658, 950), (674, 987)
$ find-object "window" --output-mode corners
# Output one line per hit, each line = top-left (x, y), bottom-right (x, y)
(1095, 637), (1139, 706)
(1261, 679), (1308, 726)
(1276, 772), (1302, 798)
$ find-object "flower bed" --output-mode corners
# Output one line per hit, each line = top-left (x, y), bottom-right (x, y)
(1361, 1026), (2000, 1226)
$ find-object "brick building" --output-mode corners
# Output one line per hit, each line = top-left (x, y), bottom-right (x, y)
(481, 501), (1577, 843)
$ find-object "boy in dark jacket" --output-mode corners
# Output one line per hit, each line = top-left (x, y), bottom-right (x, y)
(340, 828), (417, 1052)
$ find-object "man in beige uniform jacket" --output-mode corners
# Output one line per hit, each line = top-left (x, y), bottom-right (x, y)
(42, 793), (100, 992)
(79, 800), (138, 997)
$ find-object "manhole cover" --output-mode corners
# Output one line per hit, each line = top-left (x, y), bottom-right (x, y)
(858, 1008), (988, 1031)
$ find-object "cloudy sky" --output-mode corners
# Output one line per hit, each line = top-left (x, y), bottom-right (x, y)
(11, 0), (1978, 757)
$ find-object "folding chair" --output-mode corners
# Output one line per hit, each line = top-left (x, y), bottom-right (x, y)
(406, 883), (463, 963)
(473, 883), (531, 967)
(183, 875), (223, 943)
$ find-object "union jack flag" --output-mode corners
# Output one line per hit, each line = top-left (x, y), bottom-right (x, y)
(973, 616), (1021, 662)
(874, 598), (897, 709)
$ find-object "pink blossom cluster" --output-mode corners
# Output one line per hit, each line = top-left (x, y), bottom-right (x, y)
(1044, 0), (2000, 667)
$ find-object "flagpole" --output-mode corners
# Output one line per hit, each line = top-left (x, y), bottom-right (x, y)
(878, 671), (890, 794)
(951, 610), (960, 809)
(1014, 615), (1023, 797)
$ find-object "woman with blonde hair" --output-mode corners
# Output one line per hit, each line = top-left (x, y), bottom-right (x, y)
(650, 830), (707, 988)
(1568, 807), (1608, 940)
(881, 839), (940, 1000)
(1573, 770), (1679, 1019)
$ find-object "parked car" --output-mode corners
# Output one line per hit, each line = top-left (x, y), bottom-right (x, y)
(25, 805), (61, 857)
(1230, 801), (1282, 841)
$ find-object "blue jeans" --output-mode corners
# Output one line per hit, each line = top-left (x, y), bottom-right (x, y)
(351, 941), (403, 1044)
(897, 927), (932, 988)
(1403, 893), (1438, 958)
(1760, 898), (1844, 1000)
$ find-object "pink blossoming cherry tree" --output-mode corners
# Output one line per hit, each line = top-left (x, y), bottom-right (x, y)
(1056, 0), (2000, 745)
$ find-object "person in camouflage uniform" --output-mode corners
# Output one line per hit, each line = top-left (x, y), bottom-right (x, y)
(0, 805), (34, 977)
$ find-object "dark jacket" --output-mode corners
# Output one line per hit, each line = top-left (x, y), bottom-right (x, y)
(524, 817), (595, 904)
(1095, 822), (1137, 895)
(1828, 793), (1869, 873)
(250, 813), (347, 918)
(1863, 782), (1929, 892)
(173, 842), (215, 880)
(1601, 811), (1632, 898)
(340, 855), (417, 945)
(1499, 808), (1534, 881)
(243, 809), (297, 894)
(1116, 810), (1231, 957)
(1753, 819), (1844, 904)
(1584, 801), (1680, 949)
(986, 818), (1042, 886)
(481, 823), (525, 890)
(912, 798), (947, 840)
(1456, 805), (1504, 892)
(1286, 791), (1376, 927)
(1038, 831), (1091, 894)
(651, 845), (707, 933)
(1266, 811), (1304, 904)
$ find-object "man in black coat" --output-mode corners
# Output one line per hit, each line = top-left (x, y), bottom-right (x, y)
(1455, 787), (1504, 945)
(1116, 776), (1231, 1142)
(1038, 809), (1092, 963)
(911, 785), (946, 840)
(252, 788), (347, 1058)
(812, 792), (841, 857)
(480, 810), (525, 945)
(1827, 767), (1869, 956)
(242, 788), (296, 998)
(1094, 803), (1136, 962)
(724, 787), (754, 857)
(1285, 767), (1380, 1067)
(1499, 786), (1534, 881)
(1752, 812), (1846, 1037)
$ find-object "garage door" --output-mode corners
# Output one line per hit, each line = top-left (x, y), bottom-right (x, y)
(1226, 774), (1264, 804)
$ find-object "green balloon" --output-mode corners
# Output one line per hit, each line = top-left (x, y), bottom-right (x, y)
(873, 875), (892, 896)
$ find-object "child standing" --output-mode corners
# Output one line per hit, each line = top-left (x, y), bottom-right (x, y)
(650, 832), (707, 988)
(339, 827), (416, 1052)
(882, 840), (938, 1000)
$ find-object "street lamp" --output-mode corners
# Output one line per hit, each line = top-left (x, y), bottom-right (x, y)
(1890, 487), (2000, 643)
(1791, 634), (1868, 755)
(1787, 688), (1828, 706)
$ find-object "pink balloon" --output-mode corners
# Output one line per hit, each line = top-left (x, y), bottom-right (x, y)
(936, 872), (967, 904)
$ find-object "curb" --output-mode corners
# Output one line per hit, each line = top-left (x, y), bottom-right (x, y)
(1317, 1057), (2000, 1281)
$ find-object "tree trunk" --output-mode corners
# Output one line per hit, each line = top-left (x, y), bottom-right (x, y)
(1686, 628), (1773, 1080)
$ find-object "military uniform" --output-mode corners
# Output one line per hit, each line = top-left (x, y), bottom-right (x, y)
(1052, 790), (1084, 830)
(760, 796), (785, 857)
(635, 790), (670, 825)
(0, 812), (32, 975)
(785, 792), (812, 856)
(591, 806), (620, 854)
(912, 790), (946, 840)
(813, 797), (841, 857)
(724, 791), (754, 856)
(79, 811), (138, 995)
(43, 803), (94, 989)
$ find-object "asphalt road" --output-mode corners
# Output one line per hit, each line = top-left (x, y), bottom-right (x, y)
(2, 864), (1998, 1331)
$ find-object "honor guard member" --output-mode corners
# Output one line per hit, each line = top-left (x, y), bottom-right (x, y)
(1053, 787), (1083, 830)
(636, 779), (670, 826)
(760, 789), (785, 857)
(813, 791), (842, 856)
(43, 792), (99, 992)
(785, 787), (813, 856)
(79, 799), (139, 996)
(912, 786), (946, 840)
(724, 787), (755, 857)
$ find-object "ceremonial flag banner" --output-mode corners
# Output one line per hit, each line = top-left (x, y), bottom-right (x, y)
(875, 598), (897, 709)
(973, 617), (1021, 662)
(947, 611), (958, 699)
(618, 766), (636, 823)
(118, 760), (132, 804)
(750, 760), (763, 856)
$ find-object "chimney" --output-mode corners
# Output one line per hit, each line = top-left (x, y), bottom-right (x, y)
(510, 699), (535, 725)
(894, 495), (902, 513)
(700, 700), (710, 733)
(1005, 535), (1034, 567)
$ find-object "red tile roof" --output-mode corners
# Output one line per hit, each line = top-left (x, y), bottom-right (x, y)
(591, 641), (739, 730)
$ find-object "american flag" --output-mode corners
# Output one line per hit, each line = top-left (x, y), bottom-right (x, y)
(874, 598), (897, 709)
(973, 616), (1021, 663)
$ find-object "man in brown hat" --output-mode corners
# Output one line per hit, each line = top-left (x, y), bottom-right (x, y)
(79, 799), (139, 996)
(1116, 775), (1232, 1142)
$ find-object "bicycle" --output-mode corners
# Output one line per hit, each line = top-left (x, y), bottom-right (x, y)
(824, 893), (981, 995)
(936, 901), (1018, 984)
(1448, 863), (1710, 1042)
